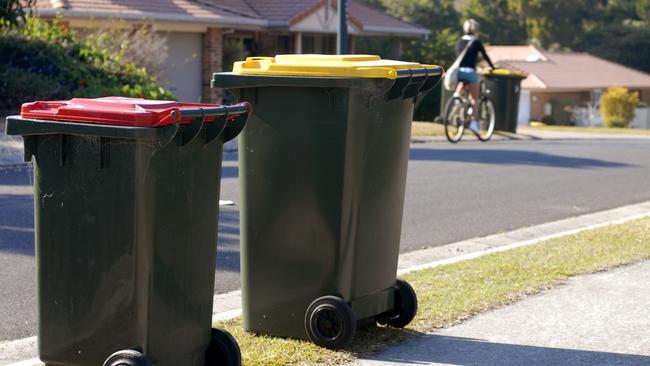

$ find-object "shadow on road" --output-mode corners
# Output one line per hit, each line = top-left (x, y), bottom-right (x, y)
(365, 335), (650, 365)
(409, 148), (633, 169)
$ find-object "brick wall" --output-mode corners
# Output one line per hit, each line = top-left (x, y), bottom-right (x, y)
(202, 27), (223, 103)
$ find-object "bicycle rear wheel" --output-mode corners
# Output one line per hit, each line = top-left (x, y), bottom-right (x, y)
(444, 97), (466, 143)
(476, 97), (496, 141)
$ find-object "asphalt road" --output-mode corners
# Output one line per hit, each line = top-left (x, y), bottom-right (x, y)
(1, 138), (650, 341)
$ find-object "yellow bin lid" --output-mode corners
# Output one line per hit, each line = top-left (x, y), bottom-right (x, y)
(232, 54), (441, 80)
(480, 68), (528, 77)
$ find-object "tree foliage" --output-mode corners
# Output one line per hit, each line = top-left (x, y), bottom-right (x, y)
(362, 0), (462, 120)
(366, 0), (650, 76)
(0, 0), (34, 26)
(362, 0), (650, 121)
(463, 0), (527, 45)
(0, 17), (174, 112)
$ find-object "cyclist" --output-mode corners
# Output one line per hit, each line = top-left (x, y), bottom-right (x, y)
(455, 19), (495, 134)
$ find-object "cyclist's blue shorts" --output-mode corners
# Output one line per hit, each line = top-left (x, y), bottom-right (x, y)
(458, 67), (479, 84)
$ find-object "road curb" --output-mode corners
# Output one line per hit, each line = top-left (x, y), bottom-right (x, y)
(4, 200), (650, 365)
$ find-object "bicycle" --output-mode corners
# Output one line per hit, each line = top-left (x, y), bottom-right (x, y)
(443, 80), (496, 143)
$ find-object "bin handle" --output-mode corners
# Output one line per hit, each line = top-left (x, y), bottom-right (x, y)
(204, 110), (228, 144)
(175, 103), (251, 146)
(178, 103), (250, 120)
(395, 66), (443, 78)
(222, 102), (252, 143)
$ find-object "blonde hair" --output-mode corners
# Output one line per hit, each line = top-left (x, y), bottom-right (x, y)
(463, 19), (479, 35)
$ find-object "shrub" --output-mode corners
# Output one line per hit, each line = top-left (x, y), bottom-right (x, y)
(541, 114), (555, 124)
(0, 17), (174, 112)
(599, 86), (639, 128)
(82, 20), (169, 79)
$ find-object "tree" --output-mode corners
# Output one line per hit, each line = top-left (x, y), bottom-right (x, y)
(515, 0), (605, 48)
(374, 0), (460, 30)
(0, 0), (34, 26)
(576, 24), (650, 74)
(637, 0), (650, 22)
(599, 86), (639, 128)
(361, 0), (463, 120)
(463, 0), (528, 45)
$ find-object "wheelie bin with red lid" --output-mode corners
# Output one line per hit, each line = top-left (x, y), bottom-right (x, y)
(5, 97), (250, 366)
(213, 55), (442, 349)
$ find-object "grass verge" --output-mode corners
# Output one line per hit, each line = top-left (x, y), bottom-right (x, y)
(526, 124), (650, 136)
(215, 217), (650, 366)
(411, 121), (445, 137)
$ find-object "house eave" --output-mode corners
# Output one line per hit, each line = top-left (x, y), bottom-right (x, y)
(360, 25), (429, 37)
(35, 8), (268, 29)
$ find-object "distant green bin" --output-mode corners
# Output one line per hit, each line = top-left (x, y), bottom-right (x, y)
(213, 55), (442, 349)
(5, 97), (249, 366)
(480, 69), (527, 133)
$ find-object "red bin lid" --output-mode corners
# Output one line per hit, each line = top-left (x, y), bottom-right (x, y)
(20, 97), (222, 127)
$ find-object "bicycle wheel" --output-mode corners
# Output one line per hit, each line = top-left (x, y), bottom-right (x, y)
(476, 97), (496, 141)
(444, 97), (466, 143)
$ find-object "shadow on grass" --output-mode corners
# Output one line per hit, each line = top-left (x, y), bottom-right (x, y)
(346, 324), (424, 358)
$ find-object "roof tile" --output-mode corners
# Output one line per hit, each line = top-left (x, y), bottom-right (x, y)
(488, 46), (650, 90)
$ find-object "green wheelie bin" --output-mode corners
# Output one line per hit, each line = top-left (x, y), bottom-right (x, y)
(479, 69), (527, 132)
(5, 97), (250, 366)
(213, 55), (442, 349)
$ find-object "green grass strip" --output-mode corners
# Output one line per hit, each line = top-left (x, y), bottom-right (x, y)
(528, 125), (650, 136)
(215, 217), (650, 366)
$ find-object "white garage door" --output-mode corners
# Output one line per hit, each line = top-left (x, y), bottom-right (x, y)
(517, 89), (531, 125)
(159, 32), (202, 102)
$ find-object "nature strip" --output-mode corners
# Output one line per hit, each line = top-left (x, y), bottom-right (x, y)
(214, 217), (650, 366)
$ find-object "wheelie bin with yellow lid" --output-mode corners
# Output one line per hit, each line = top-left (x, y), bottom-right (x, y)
(213, 55), (442, 349)
(5, 97), (250, 366)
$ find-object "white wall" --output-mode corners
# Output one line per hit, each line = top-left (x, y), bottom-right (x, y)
(517, 89), (531, 125)
(630, 107), (650, 129)
(158, 32), (202, 102)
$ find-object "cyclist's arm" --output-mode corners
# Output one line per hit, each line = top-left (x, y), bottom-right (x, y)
(478, 42), (496, 69)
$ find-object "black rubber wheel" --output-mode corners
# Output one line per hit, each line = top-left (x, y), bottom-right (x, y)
(103, 349), (151, 366)
(305, 295), (356, 349)
(444, 96), (466, 143)
(475, 96), (496, 142)
(205, 328), (241, 366)
(377, 279), (418, 328)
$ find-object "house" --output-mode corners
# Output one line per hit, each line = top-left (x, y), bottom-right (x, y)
(486, 45), (650, 126)
(32, 0), (428, 102)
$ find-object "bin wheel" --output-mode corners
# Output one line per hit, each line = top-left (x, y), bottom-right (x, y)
(205, 327), (241, 366)
(103, 349), (151, 366)
(377, 279), (418, 328)
(305, 295), (356, 349)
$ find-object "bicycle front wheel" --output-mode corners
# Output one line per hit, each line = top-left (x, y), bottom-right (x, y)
(476, 97), (496, 141)
(444, 97), (465, 143)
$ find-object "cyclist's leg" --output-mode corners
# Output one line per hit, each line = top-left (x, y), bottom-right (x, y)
(467, 82), (480, 120)
(455, 80), (465, 97)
